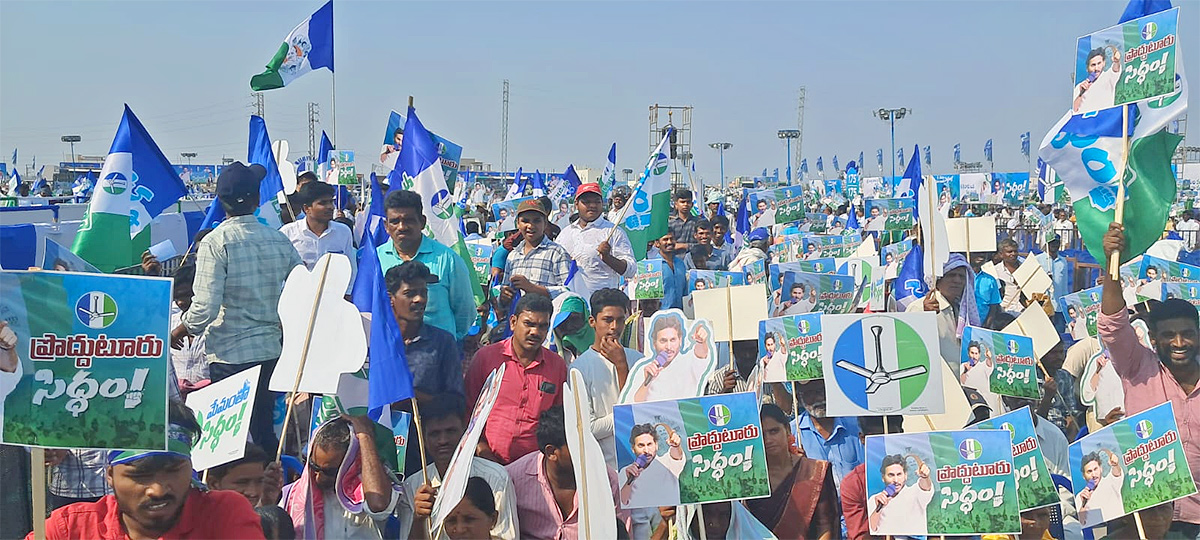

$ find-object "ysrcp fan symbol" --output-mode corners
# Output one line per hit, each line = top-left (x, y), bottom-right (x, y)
(708, 404), (732, 427)
(76, 291), (118, 329)
(831, 316), (932, 410)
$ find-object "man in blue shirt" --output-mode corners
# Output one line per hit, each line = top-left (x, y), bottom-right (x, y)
(377, 190), (476, 340)
(971, 251), (1003, 326)
(655, 231), (690, 311)
(794, 380), (864, 489)
(1035, 233), (1072, 333)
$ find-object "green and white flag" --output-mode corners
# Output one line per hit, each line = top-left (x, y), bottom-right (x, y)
(1039, 49), (1186, 265)
(249, 1), (334, 91)
(620, 130), (673, 260)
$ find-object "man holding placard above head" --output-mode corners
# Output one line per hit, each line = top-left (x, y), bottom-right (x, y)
(1100, 223), (1200, 533)
(173, 162), (303, 454)
(31, 402), (265, 539)
(868, 453), (934, 536)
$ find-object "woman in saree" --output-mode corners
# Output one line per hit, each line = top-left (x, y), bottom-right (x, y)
(746, 403), (839, 540)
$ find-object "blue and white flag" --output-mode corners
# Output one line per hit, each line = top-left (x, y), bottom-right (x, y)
(858, 151), (865, 171)
(601, 143), (617, 199)
(10, 148), (15, 168)
(800, 158), (808, 175)
(530, 169), (548, 197)
(352, 224), (414, 420)
(896, 147), (904, 168)
(832, 155), (840, 172)
(895, 144), (924, 218)
(817, 157), (824, 174)
(894, 244), (928, 310)
(8, 168), (19, 192)
(923, 145), (932, 166)
(250, 0), (334, 91)
(1020, 132), (1031, 158)
(954, 143), (962, 163)
(35, 165), (45, 180)
(876, 149), (884, 170)
(318, 130), (334, 170)
(198, 115), (287, 230)
(504, 167), (524, 200)
(32, 177), (47, 192)
(984, 139), (993, 162)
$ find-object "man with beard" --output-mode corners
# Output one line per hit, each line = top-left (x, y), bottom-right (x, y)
(281, 416), (400, 539)
(868, 454), (934, 536)
(1072, 47), (1121, 113)
(1075, 450), (1125, 528)
(619, 422), (686, 508)
(793, 380), (864, 489)
(32, 401), (264, 539)
(908, 254), (981, 373)
(1100, 223), (1200, 535)
(402, 397), (518, 540)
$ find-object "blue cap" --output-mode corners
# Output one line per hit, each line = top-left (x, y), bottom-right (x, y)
(747, 227), (770, 242)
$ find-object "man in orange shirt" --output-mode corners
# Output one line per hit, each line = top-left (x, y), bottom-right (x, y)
(31, 401), (264, 540)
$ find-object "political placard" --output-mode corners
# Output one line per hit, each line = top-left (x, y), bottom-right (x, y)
(806, 212), (829, 233)
(491, 196), (534, 231)
(741, 259), (767, 285)
(759, 313), (822, 382)
(822, 313), (945, 416)
(382, 110), (464, 190)
(774, 271), (857, 317)
(1059, 285), (1103, 340)
(960, 327), (1041, 401)
(431, 364), (506, 535)
(864, 198), (916, 231)
(465, 241), (492, 287)
(186, 365), (261, 471)
(330, 150), (357, 185)
(880, 238), (914, 269)
(801, 234), (861, 259)
(614, 391), (769, 509)
(1162, 281), (1200, 306)
(1139, 255), (1200, 283)
(747, 190), (779, 228)
(618, 310), (716, 404)
(0, 270), (170, 450)
(1072, 8), (1179, 114)
(42, 238), (100, 274)
(686, 270), (744, 295)
(994, 173), (1030, 206)
(772, 185), (806, 224)
(972, 406), (1060, 511)
(1069, 401), (1196, 529)
(1077, 348), (1125, 424)
(632, 259), (665, 300)
(866, 430), (1020, 536)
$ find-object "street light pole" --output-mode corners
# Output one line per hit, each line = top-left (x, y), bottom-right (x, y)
(181, 152), (197, 166)
(708, 142), (732, 192)
(777, 130), (801, 185)
(872, 108), (909, 180)
(61, 135), (81, 177)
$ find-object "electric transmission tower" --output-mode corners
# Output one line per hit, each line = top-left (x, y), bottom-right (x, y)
(501, 79), (510, 174)
(251, 92), (265, 117)
(795, 87), (806, 175)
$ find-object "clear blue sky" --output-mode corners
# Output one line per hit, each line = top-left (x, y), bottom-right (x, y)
(2, 0), (1196, 187)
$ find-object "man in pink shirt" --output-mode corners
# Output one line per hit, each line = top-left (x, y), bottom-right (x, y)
(506, 407), (628, 539)
(1100, 223), (1200, 535)
(466, 294), (567, 465)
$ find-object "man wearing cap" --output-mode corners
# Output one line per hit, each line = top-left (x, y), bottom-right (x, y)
(173, 162), (302, 454)
(729, 227), (772, 273)
(500, 198), (572, 306)
(31, 401), (265, 539)
(1036, 232), (1071, 332)
(607, 185), (631, 224)
(556, 183), (636, 301)
(705, 192), (724, 222)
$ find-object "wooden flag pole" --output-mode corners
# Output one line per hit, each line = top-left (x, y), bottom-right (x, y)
(276, 256), (333, 462)
(1109, 104), (1131, 280)
(696, 504), (709, 540)
(1134, 511), (1148, 539)
(569, 373), (593, 537)
(31, 448), (46, 540)
(409, 398), (436, 540)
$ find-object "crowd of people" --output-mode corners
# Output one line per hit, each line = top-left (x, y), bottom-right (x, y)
(4, 158), (1199, 540)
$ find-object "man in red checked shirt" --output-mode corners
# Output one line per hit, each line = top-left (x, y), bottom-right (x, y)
(30, 401), (263, 540)
(465, 293), (566, 465)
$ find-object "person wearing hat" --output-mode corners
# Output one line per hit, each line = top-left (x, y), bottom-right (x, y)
(704, 192), (724, 222)
(729, 227), (772, 273)
(499, 198), (572, 307)
(1035, 232), (1071, 333)
(174, 162), (302, 455)
(31, 401), (265, 539)
(606, 185), (631, 224)
(556, 183), (636, 301)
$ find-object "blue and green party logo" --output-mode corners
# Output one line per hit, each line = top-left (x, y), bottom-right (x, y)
(1000, 422), (1016, 440)
(652, 153), (669, 176)
(959, 438), (983, 460)
(797, 319), (811, 333)
(1006, 339), (1019, 354)
(102, 172), (129, 195)
(708, 404), (732, 427)
(75, 291), (118, 329)
(1135, 420), (1154, 439)
(1141, 21), (1158, 41)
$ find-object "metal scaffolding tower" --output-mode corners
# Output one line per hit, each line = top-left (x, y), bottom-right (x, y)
(307, 102), (320, 159)
(795, 87), (806, 178)
(251, 92), (265, 117)
(649, 105), (693, 191)
(501, 79), (510, 175)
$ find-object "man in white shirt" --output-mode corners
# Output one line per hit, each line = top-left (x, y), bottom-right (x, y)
(556, 183), (636, 302)
(620, 423), (686, 508)
(1073, 47), (1122, 113)
(280, 181), (357, 295)
(401, 398), (519, 540)
(624, 315), (713, 403)
(869, 454), (935, 536)
(1052, 209), (1075, 247)
(1076, 450), (1125, 528)
(607, 185), (631, 224)
(1177, 211), (1200, 250)
(961, 341), (1003, 414)
(568, 288), (637, 468)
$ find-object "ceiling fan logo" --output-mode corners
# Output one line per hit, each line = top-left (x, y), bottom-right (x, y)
(75, 291), (118, 329)
(707, 404), (732, 427)
(958, 438), (984, 460)
(1135, 420), (1154, 439)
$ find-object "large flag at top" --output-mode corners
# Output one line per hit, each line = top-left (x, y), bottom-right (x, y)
(72, 105), (187, 272)
(619, 129), (672, 260)
(250, 0), (334, 91)
(1038, 0), (1184, 266)
(600, 143), (617, 199)
(393, 106), (486, 306)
